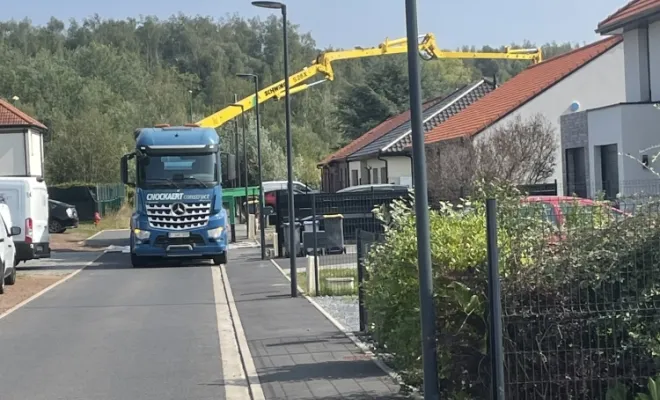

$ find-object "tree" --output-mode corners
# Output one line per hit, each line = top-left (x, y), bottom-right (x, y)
(0, 14), (570, 185)
(475, 113), (557, 184)
(426, 113), (558, 201)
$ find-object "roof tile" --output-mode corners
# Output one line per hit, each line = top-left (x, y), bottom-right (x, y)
(598, 0), (660, 32)
(318, 96), (442, 166)
(0, 98), (47, 130)
(423, 36), (622, 145)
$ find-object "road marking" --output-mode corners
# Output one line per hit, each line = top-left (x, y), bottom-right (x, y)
(0, 252), (105, 322)
(220, 265), (265, 400)
(212, 266), (265, 400)
(79, 229), (130, 244)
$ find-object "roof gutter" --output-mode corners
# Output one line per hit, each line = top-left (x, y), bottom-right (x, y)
(596, 7), (660, 34)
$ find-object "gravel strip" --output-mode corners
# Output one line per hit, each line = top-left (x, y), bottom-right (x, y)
(314, 295), (360, 332)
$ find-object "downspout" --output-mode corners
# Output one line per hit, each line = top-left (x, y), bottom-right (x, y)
(406, 152), (414, 186)
(377, 151), (389, 184)
(345, 160), (350, 188)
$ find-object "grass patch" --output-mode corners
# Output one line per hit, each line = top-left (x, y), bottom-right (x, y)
(76, 203), (132, 237)
(297, 267), (358, 296)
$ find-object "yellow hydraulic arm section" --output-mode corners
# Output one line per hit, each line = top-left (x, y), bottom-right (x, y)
(195, 33), (542, 129)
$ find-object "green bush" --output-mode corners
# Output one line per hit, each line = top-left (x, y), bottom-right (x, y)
(364, 183), (660, 398)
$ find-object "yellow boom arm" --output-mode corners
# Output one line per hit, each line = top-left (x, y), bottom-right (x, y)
(195, 33), (542, 129)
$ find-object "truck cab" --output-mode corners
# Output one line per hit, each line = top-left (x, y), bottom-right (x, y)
(121, 124), (228, 268)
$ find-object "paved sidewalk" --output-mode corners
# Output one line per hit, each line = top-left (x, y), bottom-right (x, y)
(225, 251), (404, 399)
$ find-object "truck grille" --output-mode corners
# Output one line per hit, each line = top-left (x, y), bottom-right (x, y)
(146, 202), (211, 230)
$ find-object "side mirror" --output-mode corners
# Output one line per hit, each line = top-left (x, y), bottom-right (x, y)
(121, 153), (136, 187)
(9, 226), (21, 237)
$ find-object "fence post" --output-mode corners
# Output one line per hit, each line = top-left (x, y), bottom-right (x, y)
(357, 229), (367, 332)
(486, 199), (505, 400)
(312, 193), (320, 296)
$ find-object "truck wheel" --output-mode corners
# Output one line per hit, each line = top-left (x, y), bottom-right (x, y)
(4, 263), (16, 286)
(131, 253), (148, 268)
(212, 252), (227, 265)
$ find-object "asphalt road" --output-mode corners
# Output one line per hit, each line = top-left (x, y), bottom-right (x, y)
(0, 253), (227, 400)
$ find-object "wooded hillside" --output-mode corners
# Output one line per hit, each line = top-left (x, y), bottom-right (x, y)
(0, 15), (577, 185)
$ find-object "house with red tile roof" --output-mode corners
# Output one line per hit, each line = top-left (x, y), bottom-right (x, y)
(318, 79), (495, 192)
(423, 36), (625, 195)
(559, 0), (660, 199)
(0, 98), (48, 177)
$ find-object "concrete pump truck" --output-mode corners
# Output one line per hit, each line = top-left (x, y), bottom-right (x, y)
(120, 124), (228, 268)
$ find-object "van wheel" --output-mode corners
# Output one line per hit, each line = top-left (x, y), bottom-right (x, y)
(0, 261), (6, 294)
(4, 263), (16, 285)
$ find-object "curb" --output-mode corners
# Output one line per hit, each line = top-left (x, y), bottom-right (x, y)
(269, 258), (422, 399)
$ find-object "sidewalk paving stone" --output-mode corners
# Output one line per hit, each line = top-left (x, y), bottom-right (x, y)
(225, 252), (406, 399)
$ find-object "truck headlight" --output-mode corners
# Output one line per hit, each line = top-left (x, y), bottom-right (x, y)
(133, 228), (150, 240)
(66, 208), (74, 218)
(207, 226), (224, 239)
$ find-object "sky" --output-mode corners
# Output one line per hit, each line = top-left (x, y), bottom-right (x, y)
(5, 0), (626, 50)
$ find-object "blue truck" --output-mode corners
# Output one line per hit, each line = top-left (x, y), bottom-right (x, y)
(120, 124), (228, 268)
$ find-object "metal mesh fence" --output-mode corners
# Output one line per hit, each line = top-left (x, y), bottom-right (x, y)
(352, 190), (660, 399)
(94, 183), (126, 216)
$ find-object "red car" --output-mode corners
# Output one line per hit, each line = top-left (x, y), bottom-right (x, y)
(522, 196), (627, 242)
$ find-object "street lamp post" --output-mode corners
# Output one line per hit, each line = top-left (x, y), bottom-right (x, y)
(252, 0), (297, 297)
(230, 102), (250, 238)
(233, 94), (240, 189)
(188, 89), (193, 122)
(405, 0), (439, 398)
(237, 73), (266, 260)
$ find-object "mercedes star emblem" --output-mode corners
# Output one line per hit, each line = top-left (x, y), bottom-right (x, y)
(171, 203), (186, 216)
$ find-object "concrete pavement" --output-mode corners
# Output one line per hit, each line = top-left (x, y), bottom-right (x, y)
(0, 253), (228, 400)
(0, 236), (406, 399)
(226, 251), (403, 399)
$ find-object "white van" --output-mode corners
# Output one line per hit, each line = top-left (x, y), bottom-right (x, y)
(0, 177), (50, 263)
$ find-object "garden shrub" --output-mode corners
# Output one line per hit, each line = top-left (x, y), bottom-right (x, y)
(364, 183), (660, 399)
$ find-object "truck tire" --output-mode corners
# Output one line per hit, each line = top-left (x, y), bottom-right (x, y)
(131, 253), (148, 268)
(212, 252), (227, 265)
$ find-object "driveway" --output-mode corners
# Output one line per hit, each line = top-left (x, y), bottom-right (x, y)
(0, 253), (227, 400)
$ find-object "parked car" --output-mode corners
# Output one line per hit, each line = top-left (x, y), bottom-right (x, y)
(48, 199), (79, 233)
(0, 203), (20, 294)
(263, 181), (318, 209)
(523, 196), (627, 228)
(336, 184), (410, 194)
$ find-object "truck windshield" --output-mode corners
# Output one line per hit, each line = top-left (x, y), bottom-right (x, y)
(138, 153), (219, 188)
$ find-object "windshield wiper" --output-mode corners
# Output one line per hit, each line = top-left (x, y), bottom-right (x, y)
(182, 176), (210, 188)
(145, 178), (181, 189)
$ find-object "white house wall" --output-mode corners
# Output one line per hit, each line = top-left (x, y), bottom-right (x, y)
(586, 106), (623, 194)
(384, 156), (412, 186)
(29, 129), (44, 177)
(623, 28), (652, 102)
(649, 21), (660, 101)
(348, 160), (361, 185)
(620, 104), (660, 191)
(476, 43), (626, 190)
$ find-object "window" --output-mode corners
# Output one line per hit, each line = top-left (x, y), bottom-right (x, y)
(138, 153), (219, 188)
(520, 202), (559, 228)
(380, 167), (387, 183)
(372, 168), (379, 184)
(351, 170), (359, 186)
